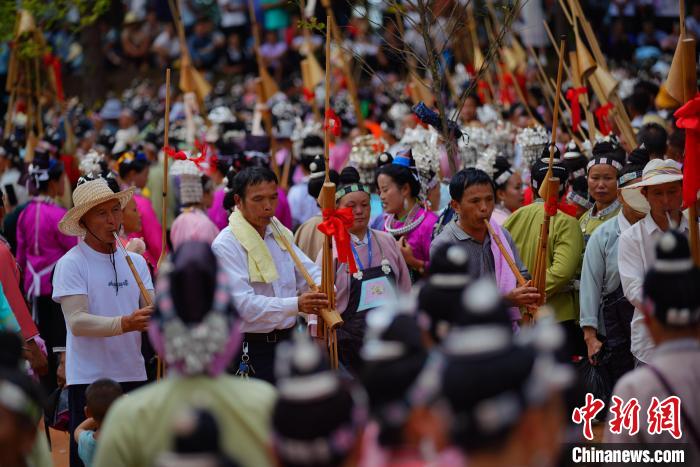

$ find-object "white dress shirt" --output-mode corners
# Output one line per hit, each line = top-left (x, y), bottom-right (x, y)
(287, 180), (320, 229)
(617, 214), (690, 363)
(211, 225), (321, 334)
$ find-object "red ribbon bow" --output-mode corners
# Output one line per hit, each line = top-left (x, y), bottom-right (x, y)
(674, 93), (700, 208)
(302, 87), (315, 103)
(594, 103), (614, 135)
(43, 53), (64, 102)
(324, 109), (342, 137)
(190, 139), (208, 168)
(163, 145), (188, 160)
(317, 207), (357, 274)
(565, 87), (588, 132)
(545, 190), (559, 216)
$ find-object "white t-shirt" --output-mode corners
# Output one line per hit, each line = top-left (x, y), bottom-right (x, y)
(52, 241), (152, 385)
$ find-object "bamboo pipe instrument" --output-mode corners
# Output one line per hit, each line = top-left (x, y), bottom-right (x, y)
(157, 69), (171, 270)
(484, 219), (527, 286)
(113, 232), (153, 306)
(113, 231), (163, 378)
(318, 16), (342, 368)
(270, 219), (319, 290)
(531, 176), (560, 308)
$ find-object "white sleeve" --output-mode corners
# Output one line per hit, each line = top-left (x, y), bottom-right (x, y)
(60, 295), (123, 337)
(212, 236), (298, 326)
(617, 231), (643, 309)
(294, 242), (322, 292)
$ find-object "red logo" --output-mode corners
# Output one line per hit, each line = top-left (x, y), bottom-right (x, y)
(572, 393), (605, 441)
(647, 396), (682, 439)
(608, 396), (641, 436)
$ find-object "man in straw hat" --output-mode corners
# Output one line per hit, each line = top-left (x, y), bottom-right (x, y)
(211, 166), (327, 384)
(604, 230), (700, 460)
(51, 178), (153, 467)
(618, 158), (689, 366)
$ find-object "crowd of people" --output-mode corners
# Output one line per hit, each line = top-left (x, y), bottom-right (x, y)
(1, 1), (700, 467)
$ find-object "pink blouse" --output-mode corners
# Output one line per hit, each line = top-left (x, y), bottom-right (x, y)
(16, 199), (77, 296)
(127, 193), (163, 269)
(379, 207), (438, 264)
(207, 187), (292, 230)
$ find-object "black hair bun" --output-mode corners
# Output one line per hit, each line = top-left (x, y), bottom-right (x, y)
(340, 166), (361, 185)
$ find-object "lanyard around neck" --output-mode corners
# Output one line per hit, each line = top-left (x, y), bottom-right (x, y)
(350, 231), (372, 271)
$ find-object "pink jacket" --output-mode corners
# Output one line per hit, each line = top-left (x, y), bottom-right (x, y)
(16, 199), (77, 296)
(170, 209), (221, 250)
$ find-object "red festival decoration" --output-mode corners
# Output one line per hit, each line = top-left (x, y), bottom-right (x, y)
(317, 207), (357, 274)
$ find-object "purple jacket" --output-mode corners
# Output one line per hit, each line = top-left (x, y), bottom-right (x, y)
(16, 198), (77, 296)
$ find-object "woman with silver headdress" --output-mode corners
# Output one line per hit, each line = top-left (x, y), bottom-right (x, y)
(169, 159), (220, 250)
(375, 151), (438, 283)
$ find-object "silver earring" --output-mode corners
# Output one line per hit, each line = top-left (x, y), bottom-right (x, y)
(403, 198), (409, 210)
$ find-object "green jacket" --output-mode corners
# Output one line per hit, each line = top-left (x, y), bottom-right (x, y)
(504, 202), (584, 322)
(94, 376), (277, 467)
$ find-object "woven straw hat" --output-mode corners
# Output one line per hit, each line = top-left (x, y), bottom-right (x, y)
(621, 159), (683, 213)
(59, 179), (135, 236)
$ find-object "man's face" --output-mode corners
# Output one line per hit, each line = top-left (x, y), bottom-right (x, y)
(451, 183), (495, 232)
(235, 181), (278, 233)
(643, 181), (683, 217)
(81, 199), (123, 243)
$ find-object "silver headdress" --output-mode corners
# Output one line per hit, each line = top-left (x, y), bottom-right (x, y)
(398, 126), (441, 198)
(349, 134), (387, 185)
(515, 125), (549, 167)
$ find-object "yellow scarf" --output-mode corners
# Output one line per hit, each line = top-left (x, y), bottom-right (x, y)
(228, 210), (294, 283)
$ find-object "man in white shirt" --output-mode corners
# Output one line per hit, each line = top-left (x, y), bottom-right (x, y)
(618, 159), (689, 365)
(52, 179), (153, 467)
(212, 167), (327, 383)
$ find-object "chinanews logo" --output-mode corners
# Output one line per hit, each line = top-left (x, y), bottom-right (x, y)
(572, 392), (683, 441)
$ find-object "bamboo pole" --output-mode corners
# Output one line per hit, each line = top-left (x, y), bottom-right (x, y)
(321, 0), (365, 134)
(679, 0), (700, 265)
(157, 68), (171, 270)
(299, 0), (322, 122)
(113, 233), (153, 306)
(271, 220), (318, 290)
(530, 38), (565, 316)
(541, 38), (566, 188)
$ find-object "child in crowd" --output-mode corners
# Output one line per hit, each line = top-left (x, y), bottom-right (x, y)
(74, 378), (123, 467)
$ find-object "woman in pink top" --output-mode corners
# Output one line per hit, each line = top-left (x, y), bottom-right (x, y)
(117, 151), (163, 269)
(16, 152), (76, 394)
(376, 153), (437, 283)
(491, 156), (524, 226)
(210, 154), (292, 229)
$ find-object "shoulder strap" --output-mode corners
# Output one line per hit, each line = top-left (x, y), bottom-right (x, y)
(647, 364), (700, 447)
